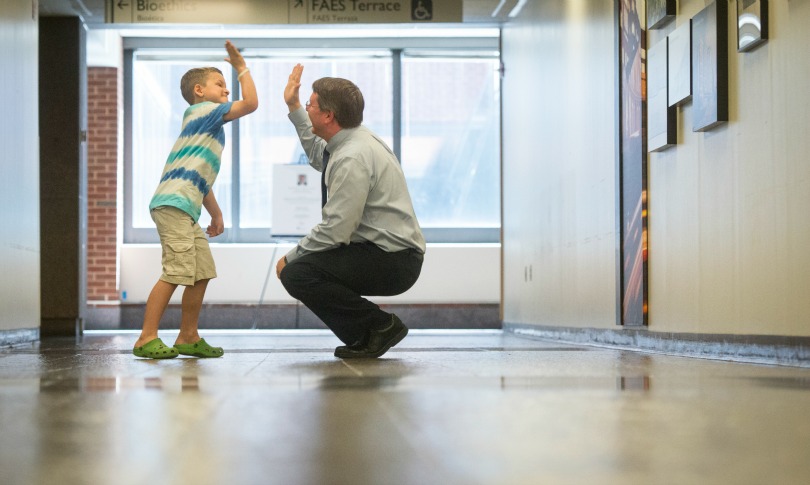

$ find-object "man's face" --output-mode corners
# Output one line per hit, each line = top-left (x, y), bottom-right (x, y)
(306, 93), (328, 138)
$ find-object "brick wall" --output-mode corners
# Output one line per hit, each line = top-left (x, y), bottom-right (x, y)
(87, 67), (119, 301)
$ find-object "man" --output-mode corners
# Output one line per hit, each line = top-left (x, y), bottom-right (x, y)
(276, 64), (426, 359)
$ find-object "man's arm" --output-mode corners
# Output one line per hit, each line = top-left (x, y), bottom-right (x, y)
(223, 40), (258, 122)
(285, 64), (327, 171)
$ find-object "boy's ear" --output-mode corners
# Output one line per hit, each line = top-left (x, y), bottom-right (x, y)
(193, 83), (204, 99)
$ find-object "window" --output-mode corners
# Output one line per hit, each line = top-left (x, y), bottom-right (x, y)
(402, 52), (501, 234)
(124, 36), (500, 244)
(237, 54), (393, 236)
(129, 56), (233, 233)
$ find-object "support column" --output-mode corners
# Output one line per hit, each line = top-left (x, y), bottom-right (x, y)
(39, 17), (87, 337)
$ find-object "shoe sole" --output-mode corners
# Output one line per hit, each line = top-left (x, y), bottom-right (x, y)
(133, 350), (178, 359)
(176, 351), (223, 358)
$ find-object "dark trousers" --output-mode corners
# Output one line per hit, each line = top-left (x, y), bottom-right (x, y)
(280, 242), (424, 345)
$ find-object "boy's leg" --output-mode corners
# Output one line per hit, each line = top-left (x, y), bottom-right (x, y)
(175, 278), (209, 345)
(173, 278), (223, 357)
(173, 218), (217, 347)
(135, 279), (178, 347)
(136, 206), (195, 349)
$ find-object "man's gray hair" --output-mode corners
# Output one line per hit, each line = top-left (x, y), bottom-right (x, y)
(312, 77), (364, 128)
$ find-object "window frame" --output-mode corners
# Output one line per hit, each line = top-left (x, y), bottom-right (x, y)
(123, 34), (501, 244)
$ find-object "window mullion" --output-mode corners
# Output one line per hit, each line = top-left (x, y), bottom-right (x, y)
(392, 49), (402, 162)
(231, 68), (241, 243)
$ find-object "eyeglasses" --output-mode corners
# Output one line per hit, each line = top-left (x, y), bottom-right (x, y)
(305, 101), (320, 110)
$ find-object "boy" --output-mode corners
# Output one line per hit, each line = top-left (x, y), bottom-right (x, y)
(133, 40), (258, 359)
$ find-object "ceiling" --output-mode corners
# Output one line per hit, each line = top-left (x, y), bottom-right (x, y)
(38, 0), (514, 28)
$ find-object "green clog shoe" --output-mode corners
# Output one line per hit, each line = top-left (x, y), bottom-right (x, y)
(174, 338), (224, 358)
(133, 338), (179, 359)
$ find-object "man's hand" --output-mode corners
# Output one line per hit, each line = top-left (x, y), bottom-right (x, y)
(275, 256), (287, 278)
(284, 64), (304, 112)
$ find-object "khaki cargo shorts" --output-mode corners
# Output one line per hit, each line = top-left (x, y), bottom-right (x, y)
(151, 206), (217, 286)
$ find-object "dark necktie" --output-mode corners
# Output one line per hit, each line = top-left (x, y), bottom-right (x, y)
(321, 149), (330, 208)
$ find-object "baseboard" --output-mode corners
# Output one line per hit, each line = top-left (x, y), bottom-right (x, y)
(505, 323), (810, 368)
(0, 328), (40, 347)
(86, 303), (501, 331)
(40, 318), (83, 337)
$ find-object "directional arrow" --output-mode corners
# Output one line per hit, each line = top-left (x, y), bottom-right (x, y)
(118, 0), (129, 10)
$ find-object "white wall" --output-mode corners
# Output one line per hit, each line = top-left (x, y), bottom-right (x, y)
(0, 0), (40, 333)
(646, 0), (810, 336)
(501, 0), (618, 329)
(501, 0), (810, 338)
(120, 243), (500, 304)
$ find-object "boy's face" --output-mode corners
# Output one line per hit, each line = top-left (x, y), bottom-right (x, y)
(196, 72), (229, 103)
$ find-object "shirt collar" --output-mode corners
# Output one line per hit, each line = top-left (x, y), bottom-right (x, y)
(325, 126), (359, 153)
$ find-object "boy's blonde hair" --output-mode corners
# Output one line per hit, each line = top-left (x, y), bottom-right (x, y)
(180, 67), (223, 105)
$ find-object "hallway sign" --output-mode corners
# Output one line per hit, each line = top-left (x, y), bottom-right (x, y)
(106, 0), (461, 24)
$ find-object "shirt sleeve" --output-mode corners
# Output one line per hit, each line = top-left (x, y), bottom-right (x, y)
(211, 101), (233, 123)
(288, 107), (327, 173)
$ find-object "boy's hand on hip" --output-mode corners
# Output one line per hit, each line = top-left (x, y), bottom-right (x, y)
(206, 216), (224, 238)
(206, 224), (224, 237)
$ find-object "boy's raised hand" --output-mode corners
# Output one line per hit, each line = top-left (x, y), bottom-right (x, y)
(224, 40), (246, 72)
(222, 40), (258, 122)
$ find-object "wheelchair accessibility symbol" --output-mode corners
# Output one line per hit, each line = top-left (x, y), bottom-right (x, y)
(412, 0), (433, 20)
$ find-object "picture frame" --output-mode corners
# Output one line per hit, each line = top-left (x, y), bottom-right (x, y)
(691, 1), (728, 132)
(648, 38), (676, 152)
(616, 0), (647, 326)
(648, 0), (676, 30)
(737, 0), (768, 52)
(668, 20), (692, 107)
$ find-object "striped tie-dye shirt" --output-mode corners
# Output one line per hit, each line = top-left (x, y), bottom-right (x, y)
(149, 101), (233, 222)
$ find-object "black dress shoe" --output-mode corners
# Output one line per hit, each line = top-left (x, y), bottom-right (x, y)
(334, 340), (367, 359)
(334, 315), (408, 359)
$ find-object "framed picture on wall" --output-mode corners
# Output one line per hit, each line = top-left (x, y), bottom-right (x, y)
(691, 1), (728, 132)
(617, 0), (647, 326)
(648, 39), (676, 152)
(668, 20), (692, 107)
(648, 0), (676, 30)
(737, 0), (768, 52)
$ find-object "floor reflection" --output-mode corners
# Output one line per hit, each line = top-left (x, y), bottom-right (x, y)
(31, 375), (656, 393)
(38, 376), (202, 393)
(3, 331), (810, 485)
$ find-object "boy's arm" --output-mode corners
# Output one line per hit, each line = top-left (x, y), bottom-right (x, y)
(203, 190), (224, 238)
(223, 40), (259, 122)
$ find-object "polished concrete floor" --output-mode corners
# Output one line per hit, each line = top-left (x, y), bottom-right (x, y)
(2, 329), (810, 485)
